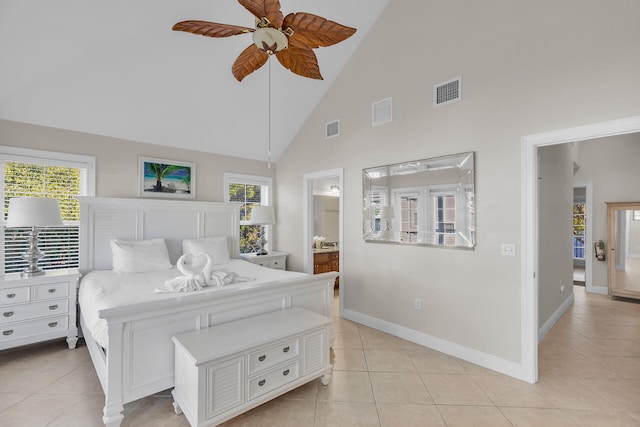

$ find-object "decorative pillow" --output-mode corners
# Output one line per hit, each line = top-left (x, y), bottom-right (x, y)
(110, 238), (172, 274)
(183, 236), (230, 265)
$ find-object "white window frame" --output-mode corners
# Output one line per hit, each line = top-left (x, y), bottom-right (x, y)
(391, 187), (423, 242)
(223, 172), (273, 253)
(0, 146), (96, 272)
(572, 201), (586, 260)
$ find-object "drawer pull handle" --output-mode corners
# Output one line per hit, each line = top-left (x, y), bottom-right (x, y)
(258, 379), (266, 387)
(48, 289), (56, 293)
(283, 346), (290, 353)
(6, 293), (16, 299)
(2, 330), (13, 336)
(49, 305), (58, 310)
(48, 322), (58, 328)
(282, 369), (290, 376)
(258, 355), (266, 362)
(3, 311), (14, 317)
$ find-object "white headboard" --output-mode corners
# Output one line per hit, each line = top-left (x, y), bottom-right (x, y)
(78, 197), (240, 272)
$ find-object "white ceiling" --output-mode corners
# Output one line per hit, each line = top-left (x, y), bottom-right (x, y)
(0, 0), (388, 162)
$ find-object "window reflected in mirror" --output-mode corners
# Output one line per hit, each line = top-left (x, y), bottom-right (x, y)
(363, 152), (475, 249)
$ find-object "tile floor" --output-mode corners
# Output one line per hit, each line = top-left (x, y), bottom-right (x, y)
(1, 286), (639, 426)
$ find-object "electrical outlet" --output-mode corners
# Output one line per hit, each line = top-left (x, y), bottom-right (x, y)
(414, 298), (422, 310)
(501, 243), (516, 256)
(560, 283), (566, 292)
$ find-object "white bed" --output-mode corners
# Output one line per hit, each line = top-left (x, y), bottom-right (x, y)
(77, 197), (337, 427)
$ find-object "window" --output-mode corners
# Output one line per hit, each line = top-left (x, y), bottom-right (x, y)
(573, 202), (586, 259)
(399, 195), (419, 242)
(1, 147), (95, 273)
(224, 173), (272, 254)
(432, 191), (457, 246)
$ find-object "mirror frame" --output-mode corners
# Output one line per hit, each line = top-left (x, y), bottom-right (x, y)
(362, 152), (475, 249)
(606, 201), (640, 299)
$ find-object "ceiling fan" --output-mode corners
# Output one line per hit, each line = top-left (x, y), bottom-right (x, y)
(173, 0), (357, 81)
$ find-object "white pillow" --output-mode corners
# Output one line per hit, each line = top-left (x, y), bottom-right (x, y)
(110, 238), (172, 274)
(183, 237), (230, 265)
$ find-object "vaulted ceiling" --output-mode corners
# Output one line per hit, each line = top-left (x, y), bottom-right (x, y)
(0, 0), (388, 162)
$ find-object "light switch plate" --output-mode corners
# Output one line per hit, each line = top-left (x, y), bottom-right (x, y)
(501, 243), (516, 256)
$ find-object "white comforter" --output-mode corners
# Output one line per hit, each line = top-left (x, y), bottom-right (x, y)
(79, 259), (307, 348)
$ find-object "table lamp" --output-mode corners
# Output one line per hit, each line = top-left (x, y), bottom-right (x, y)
(249, 206), (275, 255)
(6, 197), (64, 276)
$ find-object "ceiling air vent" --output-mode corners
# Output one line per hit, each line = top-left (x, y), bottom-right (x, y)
(434, 76), (462, 107)
(372, 97), (392, 126)
(326, 120), (340, 139)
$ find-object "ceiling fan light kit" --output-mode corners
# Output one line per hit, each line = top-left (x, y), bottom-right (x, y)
(173, 0), (356, 81)
(252, 27), (288, 54)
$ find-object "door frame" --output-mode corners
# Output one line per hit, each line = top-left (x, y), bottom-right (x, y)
(303, 168), (344, 308)
(521, 115), (640, 383)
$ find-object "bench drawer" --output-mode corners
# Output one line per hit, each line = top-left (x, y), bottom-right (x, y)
(248, 337), (299, 375)
(248, 360), (299, 401)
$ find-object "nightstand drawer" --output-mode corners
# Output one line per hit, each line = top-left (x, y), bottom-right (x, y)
(248, 337), (299, 375)
(0, 299), (69, 325)
(0, 315), (68, 343)
(0, 287), (30, 305)
(248, 360), (299, 401)
(269, 259), (285, 270)
(33, 282), (69, 300)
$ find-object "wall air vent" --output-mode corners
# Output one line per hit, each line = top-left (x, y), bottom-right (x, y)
(326, 120), (340, 139)
(372, 97), (392, 126)
(434, 76), (462, 107)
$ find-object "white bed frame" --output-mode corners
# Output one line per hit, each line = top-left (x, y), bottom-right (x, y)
(77, 197), (337, 427)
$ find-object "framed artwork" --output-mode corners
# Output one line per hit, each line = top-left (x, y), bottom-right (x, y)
(138, 157), (195, 199)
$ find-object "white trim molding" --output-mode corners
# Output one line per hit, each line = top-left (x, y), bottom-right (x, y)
(521, 115), (640, 384)
(538, 293), (574, 342)
(341, 308), (523, 379)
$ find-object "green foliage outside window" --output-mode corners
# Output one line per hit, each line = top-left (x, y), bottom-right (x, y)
(3, 161), (81, 272)
(573, 203), (585, 234)
(228, 182), (263, 253)
(3, 162), (80, 221)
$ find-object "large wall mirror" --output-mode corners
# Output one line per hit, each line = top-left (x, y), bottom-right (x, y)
(363, 152), (475, 249)
(607, 202), (640, 300)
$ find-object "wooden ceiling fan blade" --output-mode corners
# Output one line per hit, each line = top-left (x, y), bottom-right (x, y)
(173, 21), (254, 38)
(238, 0), (284, 28)
(283, 13), (356, 49)
(275, 47), (323, 80)
(232, 44), (269, 81)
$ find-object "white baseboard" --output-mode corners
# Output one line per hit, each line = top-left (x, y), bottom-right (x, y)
(538, 293), (574, 342)
(587, 285), (608, 295)
(340, 308), (525, 381)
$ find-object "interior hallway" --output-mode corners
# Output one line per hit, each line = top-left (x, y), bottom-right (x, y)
(0, 286), (639, 426)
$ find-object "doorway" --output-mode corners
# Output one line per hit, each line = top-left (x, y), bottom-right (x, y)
(303, 168), (344, 315)
(521, 115), (640, 384)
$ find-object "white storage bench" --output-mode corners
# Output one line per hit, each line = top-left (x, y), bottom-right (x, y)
(171, 307), (333, 427)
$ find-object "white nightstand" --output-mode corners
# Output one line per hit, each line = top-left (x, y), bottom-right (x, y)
(0, 268), (81, 350)
(239, 251), (288, 270)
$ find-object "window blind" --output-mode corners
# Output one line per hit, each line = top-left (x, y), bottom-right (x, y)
(3, 161), (82, 273)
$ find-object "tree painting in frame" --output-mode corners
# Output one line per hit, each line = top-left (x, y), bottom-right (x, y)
(139, 157), (195, 199)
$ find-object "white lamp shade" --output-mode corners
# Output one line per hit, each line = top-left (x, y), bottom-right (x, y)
(380, 206), (396, 220)
(6, 197), (64, 228)
(249, 205), (275, 225)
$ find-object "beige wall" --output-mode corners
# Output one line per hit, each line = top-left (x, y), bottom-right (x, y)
(538, 144), (575, 329)
(0, 119), (274, 203)
(574, 133), (640, 288)
(313, 195), (340, 243)
(275, 0), (640, 364)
